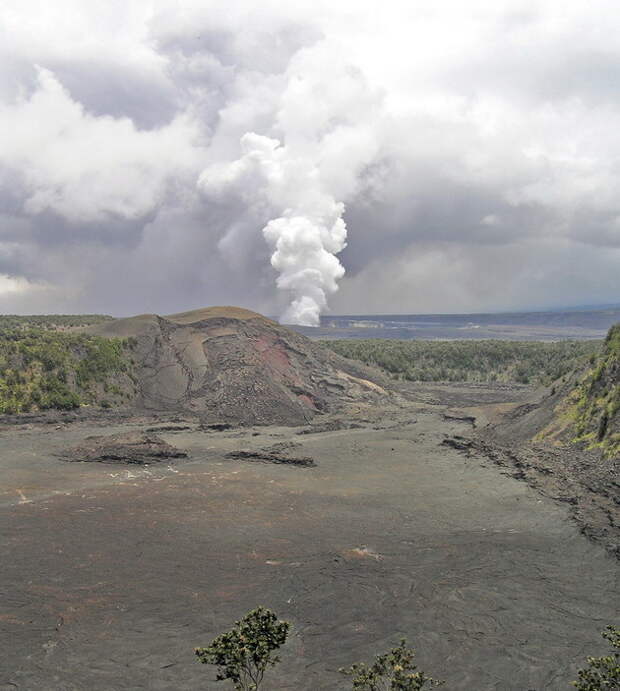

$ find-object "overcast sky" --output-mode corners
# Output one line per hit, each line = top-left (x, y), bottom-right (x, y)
(1, 1), (619, 320)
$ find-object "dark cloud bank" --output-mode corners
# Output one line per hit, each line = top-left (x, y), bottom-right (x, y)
(0, 1), (619, 322)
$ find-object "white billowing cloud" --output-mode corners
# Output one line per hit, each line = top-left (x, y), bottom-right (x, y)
(0, 67), (201, 222)
(0, 0), (619, 319)
(0, 274), (31, 295)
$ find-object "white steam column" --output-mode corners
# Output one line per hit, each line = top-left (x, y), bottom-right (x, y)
(198, 133), (348, 326)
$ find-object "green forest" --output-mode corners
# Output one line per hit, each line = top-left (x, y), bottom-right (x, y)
(0, 328), (136, 414)
(0, 314), (114, 330)
(323, 338), (601, 385)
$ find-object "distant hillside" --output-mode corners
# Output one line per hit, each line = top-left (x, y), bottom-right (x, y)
(540, 324), (619, 458)
(322, 307), (620, 329)
(293, 306), (620, 341)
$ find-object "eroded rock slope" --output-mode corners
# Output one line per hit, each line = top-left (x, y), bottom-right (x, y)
(89, 306), (391, 425)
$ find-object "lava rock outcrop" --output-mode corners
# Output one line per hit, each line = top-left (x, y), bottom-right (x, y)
(60, 432), (188, 464)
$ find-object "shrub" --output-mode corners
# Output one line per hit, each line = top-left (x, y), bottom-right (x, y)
(573, 626), (620, 690)
(195, 607), (289, 691)
(340, 638), (444, 690)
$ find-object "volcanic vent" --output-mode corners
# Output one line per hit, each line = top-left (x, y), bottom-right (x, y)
(90, 306), (390, 426)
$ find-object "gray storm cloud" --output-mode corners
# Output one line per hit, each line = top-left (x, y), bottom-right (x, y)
(0, 1), (619, 318)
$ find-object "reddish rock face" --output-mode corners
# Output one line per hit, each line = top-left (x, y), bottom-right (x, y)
(89, 306), (391, 426)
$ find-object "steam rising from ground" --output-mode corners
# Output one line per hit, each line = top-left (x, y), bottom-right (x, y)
(199, 133), (347, 326)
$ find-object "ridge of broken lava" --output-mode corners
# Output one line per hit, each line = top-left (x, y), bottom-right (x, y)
(88, 306), (392, 426)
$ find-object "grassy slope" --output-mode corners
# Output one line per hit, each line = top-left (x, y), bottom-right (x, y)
(322, 339), (601, 386)
(0, 328), (137, 414)
(557, 324), (620, 458)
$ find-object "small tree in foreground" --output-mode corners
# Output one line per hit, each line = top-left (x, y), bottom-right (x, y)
(195, 607), (289, 691)
(572, 626), (620, 690)
(340, 638), (444, 690)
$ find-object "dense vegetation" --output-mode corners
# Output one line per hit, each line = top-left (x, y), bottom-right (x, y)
(0, 328), (136, 414)
(323, 339), (601, 385)
(0, 314), (113, 330)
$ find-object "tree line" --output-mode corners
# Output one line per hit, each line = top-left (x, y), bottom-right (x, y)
(0, 314), (113, 330)
(323, 339), (601, 385)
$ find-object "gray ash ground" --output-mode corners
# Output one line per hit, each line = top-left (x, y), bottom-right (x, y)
(0, 383), (618, 690)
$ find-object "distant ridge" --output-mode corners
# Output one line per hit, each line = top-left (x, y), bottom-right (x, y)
(287, 306), (620, 342)
(542, 303), (620, 312)
(318, 306), (620, 326)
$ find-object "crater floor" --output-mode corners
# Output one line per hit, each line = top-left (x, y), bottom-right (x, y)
(0, 384), (617, 690)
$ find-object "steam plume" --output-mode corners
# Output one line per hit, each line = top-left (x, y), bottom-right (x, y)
(199, 132), (347, 326)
